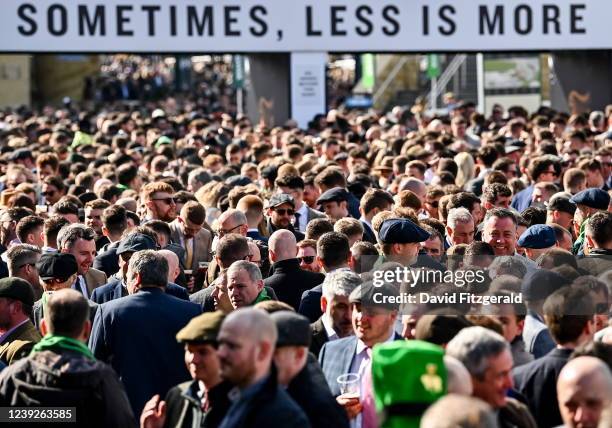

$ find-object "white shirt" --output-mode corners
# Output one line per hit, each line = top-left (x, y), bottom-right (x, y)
(296, 202), (309, 232)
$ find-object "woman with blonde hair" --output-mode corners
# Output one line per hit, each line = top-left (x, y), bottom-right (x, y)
(454, 152), (475, 189)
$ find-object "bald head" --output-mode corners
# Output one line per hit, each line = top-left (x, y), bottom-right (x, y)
(400, 177), (427, 200)
(43, 288), (90, 339)
(268, 229), (297, 262)
(217, 209), (248, 236)
(158, 249), (180, 282)
(557, 356), (612, 428)
(224, 307), (277, 345)
(445, 355), (473, 396)
(217, 307), (278, 388)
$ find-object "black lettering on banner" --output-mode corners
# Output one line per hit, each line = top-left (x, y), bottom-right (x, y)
(570, 4), (586, 34)
(187, 6), (213, 36)
(514, 5), (532, 35)
(117, 5), (133, 36)
(542, 5), (560, 34)
(224, 6), (240, 36)
(17, 4), (37, 36)
(141, 5), (160, 36)
(438, 5), (456, 36)
(382, 5), (400, 36)
(48, 4), (67, 36)
(422, 5), (429, 35)
(249, 6), (267, 37)
(479, 5), (504, 35)
(169, 5), (177, 36)
(78, 5), (106, 36)
(355, 5), (373, 36)
(331, 6), (347, 36)
(306, 6), (321, 36)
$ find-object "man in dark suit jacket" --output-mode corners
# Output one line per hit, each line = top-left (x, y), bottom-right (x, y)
(299, 232), (352, 322)
(309, 270), (362, 358)
(89, 251), (201, 416)
(513, 286), (595, 428)
(90, 276), (188, 303)
(264, 230), (324, 311)
(319, 282), (401, 397)
(358, 188), (394, 245)
(93, 240), (121, 277)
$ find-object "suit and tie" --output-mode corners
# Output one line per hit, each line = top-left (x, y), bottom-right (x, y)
(169, 220), (213, 270)
(318, 332), (403, 397)
(89, 287), (201, 415)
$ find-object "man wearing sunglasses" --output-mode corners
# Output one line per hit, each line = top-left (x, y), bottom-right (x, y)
(41, 176), (65, 206)
(266, 194), (304, 242)
(142, 182), (177, 223)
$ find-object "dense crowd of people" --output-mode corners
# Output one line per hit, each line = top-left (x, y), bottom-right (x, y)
(0, 91), (610, 428)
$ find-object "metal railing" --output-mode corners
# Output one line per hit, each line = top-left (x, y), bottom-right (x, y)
(424, 54), (467, 109)
(372, 56), (411, 106)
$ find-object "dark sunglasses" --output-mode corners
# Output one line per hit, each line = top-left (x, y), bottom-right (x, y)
(298, 256), (315, 264)
(152, 197), (175, 205)
(427, 200), (439, 208)
(275, 208), (295, 216)
(42, 191), (56, 197)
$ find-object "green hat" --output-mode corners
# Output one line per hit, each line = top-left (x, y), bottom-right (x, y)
(176, 311), (226, 344)
(155, 136), (173, 148)
(372, 340), (447, 428)
(0, 277), (35, 307)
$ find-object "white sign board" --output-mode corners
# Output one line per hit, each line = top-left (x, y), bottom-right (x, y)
(0, 0), (607, 53)
(290, 52), (327, 129)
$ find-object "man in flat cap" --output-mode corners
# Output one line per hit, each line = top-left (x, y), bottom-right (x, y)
(571, 188), (611, 255)
(141, 311), (232, 428)
(271, 311), (349, 428)
(317, 187), (350, 224)
(518, 224), (557, 261)
(90, 232), (188, 304)
(33, 252), (98, 330)
(546, 194), (576, 232)
(0, 277), (40, 365)
(378, 218), (430, 267)
(266, 193), (305, 242)
(319, 282), (402, 425)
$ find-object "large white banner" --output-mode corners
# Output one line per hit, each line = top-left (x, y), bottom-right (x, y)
(0, 0), (607, 53)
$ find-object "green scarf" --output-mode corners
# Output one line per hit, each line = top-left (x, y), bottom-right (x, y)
(253, 288), (271, 305)
(31, 334), (95, 361)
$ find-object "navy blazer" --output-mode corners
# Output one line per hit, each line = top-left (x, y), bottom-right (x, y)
(298, 284), (323, 323)
(90, 278), (189, 304)
(511, 184), (534, 213)
(89, 288), (201, 416)
(247, 230), (268, 243)
(512, 348), (573, 428)
(93, 241), (120, 278)
(360, 221), (377, 244)
(318, 333), (403, 397)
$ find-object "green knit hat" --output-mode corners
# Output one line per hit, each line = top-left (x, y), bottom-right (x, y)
(372, 340), (447, 428)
